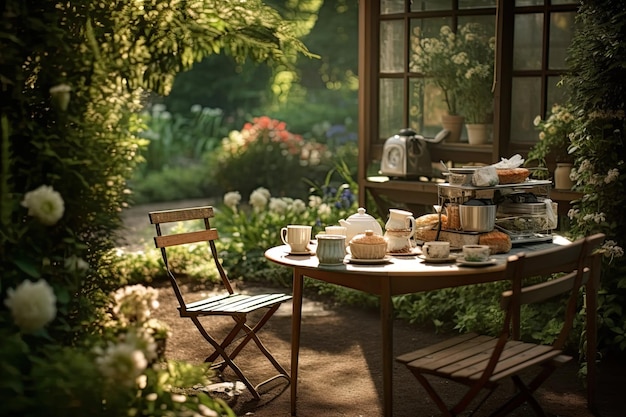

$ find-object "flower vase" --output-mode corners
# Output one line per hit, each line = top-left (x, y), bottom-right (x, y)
(441, 115), (464, 143)
(554, 163), (574, 190)
(466, 124), (490, 145)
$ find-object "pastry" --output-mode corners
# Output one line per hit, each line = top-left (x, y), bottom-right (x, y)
(496, 168), (530, 184)
(478, 230), (512, 254)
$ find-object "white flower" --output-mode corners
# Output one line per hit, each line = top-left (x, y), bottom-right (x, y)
(223, 191), (241, 210)
(249, 188), (270, 211)
(190, 104), (202, 113)
(602, 240), (624, 259)
(605, 168), (619, 184)
(125, 327), (157, 362)
(567, 208), (579, 219)
(4, 279), (57, 333)
(308, 195), (322, 208)
(317, 203), (332, 217)
(95, 341), (147, 386)
(21, 185), (65, 226)
(269, 198), (288, 214)
(112, 284), (159, 325)
(292, 199), (307, 214)
(533, 115), (542, 126)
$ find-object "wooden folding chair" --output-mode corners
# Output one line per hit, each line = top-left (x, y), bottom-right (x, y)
(149, 206), (292, 399)
(396, 233), (605, 416)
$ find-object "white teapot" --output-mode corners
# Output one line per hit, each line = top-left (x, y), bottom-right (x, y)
(339, 207), (383, 243)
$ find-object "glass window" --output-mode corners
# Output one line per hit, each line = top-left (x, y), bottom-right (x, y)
(459, 0), (497, 9)
(547, 75), (568, 108)
(549, 12), (575, 70)
(380, 20), (405, 73)
(381, 0), (405, 14)
(380, 78), (405, 140)
(411, 1), (453, 12)
(514, 13), (543, 70)
(511, 77), (541, 143)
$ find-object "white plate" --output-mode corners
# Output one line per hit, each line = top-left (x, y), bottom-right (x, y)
(456, 257), (498, 267)
(347, 255), (392, 265)
(418, 254), (456, 264)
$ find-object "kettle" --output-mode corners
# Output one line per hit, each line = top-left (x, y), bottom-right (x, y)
(380, 128), (450, 179)
(339, 207), (383, 243)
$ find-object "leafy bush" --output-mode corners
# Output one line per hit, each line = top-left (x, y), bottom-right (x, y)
(1, 0), (312, 414)
(207, 116), (334, 200)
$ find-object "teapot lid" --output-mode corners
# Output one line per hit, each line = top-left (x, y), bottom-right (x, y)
(347, 207), (376, 221)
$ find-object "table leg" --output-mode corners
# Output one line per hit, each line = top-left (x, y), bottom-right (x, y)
(381, 280), (393, 417)
(291, 268), (304, 416)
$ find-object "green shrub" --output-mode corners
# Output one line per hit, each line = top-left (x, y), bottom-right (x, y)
(207, 116), (334, 200)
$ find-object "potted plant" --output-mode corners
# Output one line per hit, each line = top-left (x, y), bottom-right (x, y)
(411, 23), (495, 142)
(455, 23), (496, 145)
(411, 25), (465, 141)
(525, 104), (576, 187)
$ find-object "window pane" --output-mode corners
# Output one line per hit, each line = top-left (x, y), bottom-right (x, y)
(549, 12), (575, 70)
(514, 14), (543, 70)
(379, 78), (405, 140)
(458, 15), (496, 33)
(411, 0), (452, 12)
(381, 0), (404, 14)
(547, 76), (568, 109)
(510, 77), (541, 143)
(380, 20), (405, 73)
(516, 0), (543, 5)
(409, 17), (453, 73)
(423, 80), (449, 136)
(459, 0), (496, 9)
(551, 0), (577, 4)
(409, 78), (425, 134)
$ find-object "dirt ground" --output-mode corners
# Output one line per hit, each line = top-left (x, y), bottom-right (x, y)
(123, 200), (626, 417)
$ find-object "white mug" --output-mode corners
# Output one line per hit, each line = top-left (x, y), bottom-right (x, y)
(422, 241), (450, 259)
(281, 225), (312, 253)
(462, 245), (490, 262)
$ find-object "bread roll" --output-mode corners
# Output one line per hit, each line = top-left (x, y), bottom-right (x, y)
(415, 213), (448, 228)
(478, 230), (512, 254)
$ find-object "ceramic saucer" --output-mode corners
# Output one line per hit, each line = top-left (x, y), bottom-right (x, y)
(418, 254), (456, 264)
(287, 249), (314, 256)
(346, 255), (392, 265)
(456, 257), (498, 267)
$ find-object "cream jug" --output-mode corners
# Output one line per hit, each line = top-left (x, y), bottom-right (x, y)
(384, 209), (416, 253)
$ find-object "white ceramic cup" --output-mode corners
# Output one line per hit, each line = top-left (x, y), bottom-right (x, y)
(422, 241), (450, 259)
(316, 234), (347, 265)
(462, 244), (491, 262)
(281, 225), (312, 253)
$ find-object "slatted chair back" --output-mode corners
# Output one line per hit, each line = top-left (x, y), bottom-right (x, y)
(149, 206), (234, 310)
(506, 236), (587, 339)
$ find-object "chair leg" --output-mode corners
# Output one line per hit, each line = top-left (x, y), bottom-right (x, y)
(189, 316), (261, 400)
(410, 371), (456, 417)
(489, 373), (550, 417)
(205, 318), (246, 366)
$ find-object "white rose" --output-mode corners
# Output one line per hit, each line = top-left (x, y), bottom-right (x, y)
(4, 279), (57, 333)
(21, 185), (65, 226)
